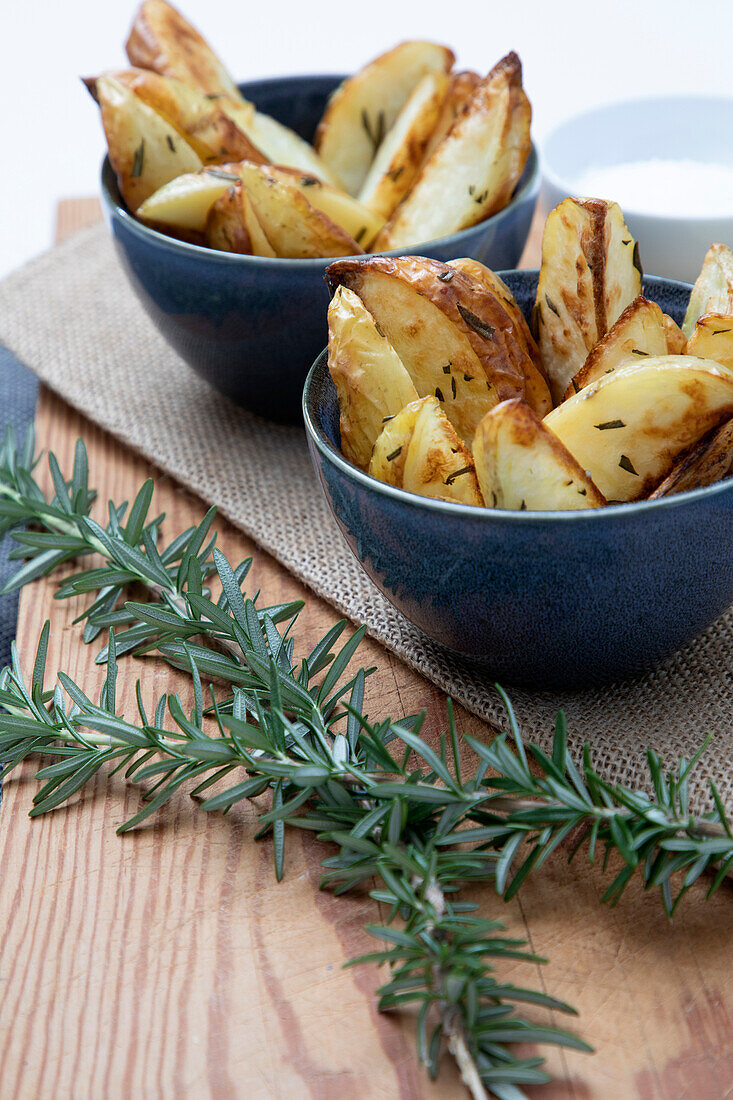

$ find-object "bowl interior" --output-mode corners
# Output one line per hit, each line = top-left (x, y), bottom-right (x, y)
(543, 95), (733, 199)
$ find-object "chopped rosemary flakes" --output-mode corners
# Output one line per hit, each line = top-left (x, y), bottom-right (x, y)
(438, 270), (454, 283)
(451, 377), (457, 399)
(166, 135), (176, 153)
(618, 454), (638, 475)
(435, 387), (445, 402)
(544, 294), (560, 317)
(594, 420), (625, 430)
(386, 446), (402, 462)
(457, 303), (495, 340)
(445, 466), (473, 485)
(131, 139), (145, 179)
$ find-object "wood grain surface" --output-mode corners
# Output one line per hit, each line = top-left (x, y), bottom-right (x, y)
(1, 203), (732, 1100)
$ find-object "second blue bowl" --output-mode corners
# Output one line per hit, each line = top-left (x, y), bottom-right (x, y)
(100, 74), (540, 423)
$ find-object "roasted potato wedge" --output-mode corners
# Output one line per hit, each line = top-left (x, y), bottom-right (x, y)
(327, 286), (418, 469)
(563, 296), (668, 399)
(448, 258), (551, 416)
(682, 244), (733, 337)
(534, 198), (642, 402)
(686, 313), (733, 369)
(649, 417), (733, 498)
(255, 168), (384, 249)
(370, 396), (483, 505)
(125, 0), (243, 101)
(545, 356), (733, 501)
(97, 74), (202, 209)
(243, 111), (343, 187)
(204, 180), (276, 256)
(88, 68), (265, 165)
(326, 256), (536, 444)
(420, 70), (481, 165)
(473, 399), (606, 510)
(357, 72), (449, 220)
(136, 167), (236, 230)
(663, 314), (686, 354)
(372, 53), (531, 251)
(315, 41), (455, 196)
(237, 163), (361, 259)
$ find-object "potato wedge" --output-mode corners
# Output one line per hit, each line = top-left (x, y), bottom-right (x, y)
(686, 313), (733, 369)
(237, 163), (361, 259)
(682, 244), (733, 337)
(97, 74), (201, 209)
(372, 53), (531, 251)
(544, 356), (733, 501)
(649, 417), (733, 498)
(315, 41), (455, 196)
(663, 314), (686, 354)
(448, 258), (551, 416)
(563, 296), (667, 399)
(357, 72), (449, 220)
(369, 400), (422, 487)
(89, 68), (265, 166)
(420, 70), (481, 165)
(204, 180), (276, 256)
(243, 110), (344, 188)
(136, 167), (237, 230)
(327, 286), (418, 469)
(326, 256), (534, 444)
(534, 198), (642, 402)
(369, 396), (482, 505)
(473, 399), (606, 510)
(254, 168), (384, 249)
(125, 0), (242, 101)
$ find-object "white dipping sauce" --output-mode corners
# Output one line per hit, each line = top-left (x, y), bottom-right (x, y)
(573, 159), (733, 217)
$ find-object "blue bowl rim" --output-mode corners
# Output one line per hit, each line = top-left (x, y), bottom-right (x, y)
(303, 270), (733, 524)
(99, 72), (541, 266)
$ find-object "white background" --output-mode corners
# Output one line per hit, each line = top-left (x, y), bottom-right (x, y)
(1, 0), (732, 278)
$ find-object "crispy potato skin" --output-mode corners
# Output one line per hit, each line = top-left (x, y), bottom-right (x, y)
(682, 244), (733, 337)
(534, 198), (642, 402)
(97, 68), (265, 165)
(205, 181), (255, 253)
(372, 52), (531, 249)
(563, 296), (667, 399)
(545, 356), (733, 501)
(125, 0), (241, 100)
(686, 312), (733, 369)
(326, 256), (530, 401)
(448, 258), (551, 416)
(315, 41), (455, 196)
(237, 164), (362, 259)
(649, 416), (733, 498)
(327, 286), (418, 469)
(473, 398), (606, 510)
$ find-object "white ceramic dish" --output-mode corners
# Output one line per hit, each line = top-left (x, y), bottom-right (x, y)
(541, 95), (733, 282)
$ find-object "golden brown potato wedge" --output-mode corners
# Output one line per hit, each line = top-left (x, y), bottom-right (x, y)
(563, 296), (667, 399)
(327, 286), (418, 469)
(254, 168), (384, 249)
(125, 0), (242, 101)
(243, 111), (344, 187)
(682, 244), (733, 337)
(357, 72), (449, 220)
(448, 258), (551, 416)
(370, 396), (483, 505)
(315, 41), (455, 196)
(97, 74), (202, 209)
(544, 356), (733, 501)
(204, 180), (276, 256)
(420, 70), (481, 165)
(649, 417), (733, 498)
(136, 167), (236, 230)
(533, 198), (642, 402)
(88, 68), (265, 165)
(686, 313), (733, 369)
(473, 399), (606, 510)
(236, 163), (361, 259)
(372, 53), (531, 251)
(663, 314), (686, 354)
(326, 256), (535, 444)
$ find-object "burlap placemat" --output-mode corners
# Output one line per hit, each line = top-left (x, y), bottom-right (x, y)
(1, 225), (731, 811)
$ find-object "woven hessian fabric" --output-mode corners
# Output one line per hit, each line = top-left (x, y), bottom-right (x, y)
(0, 225), (731, 813)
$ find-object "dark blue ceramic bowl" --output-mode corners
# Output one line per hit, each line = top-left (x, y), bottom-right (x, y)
(304, 270), (733, 688)
(100, 74), (540, 423)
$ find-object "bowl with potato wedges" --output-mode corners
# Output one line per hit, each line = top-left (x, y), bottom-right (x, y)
(303, 199), (733, 688)
(92, 0), (539, 422)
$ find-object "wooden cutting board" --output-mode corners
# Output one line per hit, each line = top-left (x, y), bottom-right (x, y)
(1, 202), (732, 1099)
